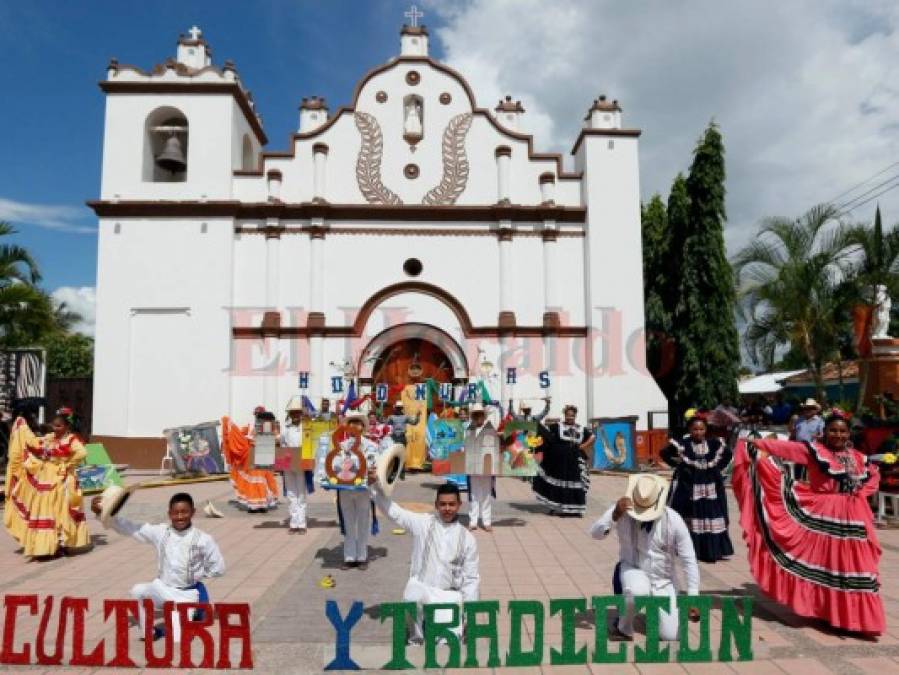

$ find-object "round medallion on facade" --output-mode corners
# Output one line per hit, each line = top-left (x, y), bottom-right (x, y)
(403, 258), (423, 277)
(405, 70), (421, 86)
(439, 92), (452, 105)
(404, 163), (420, 179)
(376, 90), (388, 103)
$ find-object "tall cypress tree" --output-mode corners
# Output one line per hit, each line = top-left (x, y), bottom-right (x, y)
(661, 175), (692, 404)
(666, 173), (690, 329)
(641, 194), (673, 393)
(672, 122), (740, 417)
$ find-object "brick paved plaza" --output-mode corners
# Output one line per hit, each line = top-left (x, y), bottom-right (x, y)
(1, 472), (898, 674)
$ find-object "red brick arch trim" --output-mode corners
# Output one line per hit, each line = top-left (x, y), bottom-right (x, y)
(352, 281), (475, 336)
(231, 280), (588, 339)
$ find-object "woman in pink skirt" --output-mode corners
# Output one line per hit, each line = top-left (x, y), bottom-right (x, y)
(732, 412), (884, 635)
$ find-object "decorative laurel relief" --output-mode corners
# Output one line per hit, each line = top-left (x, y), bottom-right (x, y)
(422, 112), (473, 205)
(354, 111), (403, 205)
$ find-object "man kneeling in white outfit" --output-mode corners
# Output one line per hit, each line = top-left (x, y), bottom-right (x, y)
(369, 468), (479, 643)
(589, 474), (700, 641)
(91, 491), (225, 642)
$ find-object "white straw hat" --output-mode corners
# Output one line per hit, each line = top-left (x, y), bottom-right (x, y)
(623, 474), (669, 522)
(98, 484), (137, 528)
(376, 443), (406, 497)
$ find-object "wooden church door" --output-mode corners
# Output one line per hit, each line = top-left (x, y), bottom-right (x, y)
(370, 338), (453, 410)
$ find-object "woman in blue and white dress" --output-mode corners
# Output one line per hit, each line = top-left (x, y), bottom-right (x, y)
(661, 415), (734, 563)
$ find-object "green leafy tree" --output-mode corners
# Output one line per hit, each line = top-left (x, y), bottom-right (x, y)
(641, 194), (673, 389)
(43, 331), (94, 378)
(733, 204), (856, 401)
(671, 122), (741, 417)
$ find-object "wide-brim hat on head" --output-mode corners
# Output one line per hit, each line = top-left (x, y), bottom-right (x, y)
(469, 402), (486, 414)
(800, 398), (821, 410)
(99, 484), (138, 529)
(393, 401), (404, 408)
(376, 443), (407, 497)
(624, 473), (669, 522)
(285, 395), (304, 412)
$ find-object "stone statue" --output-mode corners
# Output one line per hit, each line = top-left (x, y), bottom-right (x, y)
(873, 284), (892, 338)
(403, 97), (423, 141)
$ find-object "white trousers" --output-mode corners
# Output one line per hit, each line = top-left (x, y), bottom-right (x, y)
(131, 578), (199, 643)
(468, 476), (493, 527)
(341, 490), (371, 562)
(615, 562), (679, 641)
(283, 471), (308, 529)
(403, 578), (464, 641)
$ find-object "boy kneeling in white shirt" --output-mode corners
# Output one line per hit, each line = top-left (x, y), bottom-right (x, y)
(589, 474), (700, 641)
(368, 468), (479, 643)
(91, 491), (225, 642)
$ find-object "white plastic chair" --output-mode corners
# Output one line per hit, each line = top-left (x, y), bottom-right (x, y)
(159, 444), (175, 475)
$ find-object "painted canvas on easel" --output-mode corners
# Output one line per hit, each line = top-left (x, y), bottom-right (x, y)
(592, 416), (637, 471)
(499, 420), (541, 477)
(428, 416), (464, 475)
(163, 421), (226, 475)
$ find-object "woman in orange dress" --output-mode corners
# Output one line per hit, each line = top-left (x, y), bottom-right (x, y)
(221, 414), (279, 512)
(732, 412), (884, 635)
(4, 413), (91, 557)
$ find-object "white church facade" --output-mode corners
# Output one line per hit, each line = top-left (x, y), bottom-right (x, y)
(89, 23), (667, 459)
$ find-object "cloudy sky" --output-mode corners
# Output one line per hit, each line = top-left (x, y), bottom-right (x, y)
(428, 0), (899, 252)
(2, 0), (898, 334)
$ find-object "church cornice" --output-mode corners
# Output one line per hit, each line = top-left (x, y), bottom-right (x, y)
(570, 128), (642, 156)
(237, 56), (582, 182)
(87, 200), (587, 223)
(234, 226), (585, 239)
(99, 80), (267, 145)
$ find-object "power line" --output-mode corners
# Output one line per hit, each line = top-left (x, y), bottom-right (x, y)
(837, 176), (899, 217)
(833, 171), (899, 214)
(824, 160), (899, 205)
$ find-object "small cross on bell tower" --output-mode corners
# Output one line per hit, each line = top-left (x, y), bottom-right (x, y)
(400, 5), (429, 57)
(176, 24), (211, 70)
(404, 5), (424, 27)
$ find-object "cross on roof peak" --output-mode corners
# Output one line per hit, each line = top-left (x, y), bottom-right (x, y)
(188, 25), (202, 41)
(404, 5), (424, 27)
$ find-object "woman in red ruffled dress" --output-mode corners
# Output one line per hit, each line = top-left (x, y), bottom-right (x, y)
(732, 412), (884, 635)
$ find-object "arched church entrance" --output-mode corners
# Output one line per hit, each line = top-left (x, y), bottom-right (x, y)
(358, 323), (469, 412)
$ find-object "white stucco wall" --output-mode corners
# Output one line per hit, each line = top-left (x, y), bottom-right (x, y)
(229, 59), (579, 208)
(92, 217), (235, 435)
(577, 134), (667, 426)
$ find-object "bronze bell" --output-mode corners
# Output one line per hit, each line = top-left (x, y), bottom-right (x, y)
(155, 135), (186, 173)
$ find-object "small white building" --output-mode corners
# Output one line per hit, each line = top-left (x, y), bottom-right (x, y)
(89, 24), (667, 461)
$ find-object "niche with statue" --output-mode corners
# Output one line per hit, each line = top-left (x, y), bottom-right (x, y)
(403, 94), (423, 148)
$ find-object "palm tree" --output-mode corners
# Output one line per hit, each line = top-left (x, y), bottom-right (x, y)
(0, 222), (40, 283)
(0, 221), (53, 346)
(51, 301), (83, 334)
(733, 204), (857, 401)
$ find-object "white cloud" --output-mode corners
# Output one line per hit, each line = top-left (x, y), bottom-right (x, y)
(0, 197), (95, 234)
(51, 286), (96, 336)
(426, 0), (899, 252)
